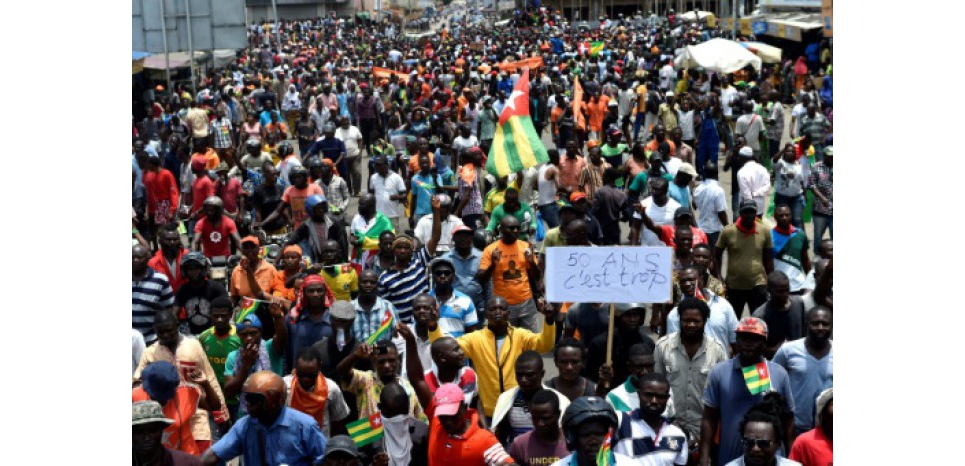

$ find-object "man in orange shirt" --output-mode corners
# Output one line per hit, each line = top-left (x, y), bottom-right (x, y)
(586, 91), (610, 140)
(477, 216), (542, 333)
(191, 138), (220, 170)
(644, 124), (676, 157)
(257, 165), (324, 230)
(270, 244), (304, 302)
(229, 236), (278, 306)
(143, 154), (179, 242)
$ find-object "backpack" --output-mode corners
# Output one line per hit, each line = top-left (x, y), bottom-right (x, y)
(645, 91), (661, 115)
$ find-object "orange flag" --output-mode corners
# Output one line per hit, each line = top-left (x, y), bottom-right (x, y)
(573, 75), (586, 132)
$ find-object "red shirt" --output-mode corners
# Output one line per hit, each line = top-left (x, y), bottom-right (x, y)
(789, 428), (833, 466)
(657, 225), (709, 249)
(216, 178), (244, 214)
(426, 400), (513, 466)
(191, 176), (216, 216)
(194, 216), (237, 258)
(148, 249), (188, 293)
(143, 168), (180, 216)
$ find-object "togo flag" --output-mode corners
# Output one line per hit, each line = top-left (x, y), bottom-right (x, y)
(742, 362), (772, 395)
(589, 41), (605, 57)
(486, 69), (549, 178)
(347, 413), (384, 447)
(235, 297), (265, 324)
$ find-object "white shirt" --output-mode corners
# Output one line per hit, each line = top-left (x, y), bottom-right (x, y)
(414, 214), (462, 253)
(132, 329), (146, 376)
(276, 156), (303, 186)
(632, 197), (682, 246)
(773, 160), (807, 197)
(663, 157), (682, 177)
(693, 179), (727, 234)
(721, 87), (739, 117)
(613, 417), (689, 466)
(551, 452), (638, 466)
(659, 64), (676, 90)
(370, 171), (407, 218)
(452, 135), (479, 154)
(537, 164), (558, 206)
(737, 161), (771, 212)
(282, 375), (351, 437)
(666, 289), (740, 348)
(335, 125), (363, 158)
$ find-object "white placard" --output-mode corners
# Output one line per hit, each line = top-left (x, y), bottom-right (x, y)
(544, 247), (673, 304)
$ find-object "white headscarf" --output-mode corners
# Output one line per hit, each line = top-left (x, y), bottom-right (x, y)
(283, 85), (301, 111)
(381, 414), (413, 466)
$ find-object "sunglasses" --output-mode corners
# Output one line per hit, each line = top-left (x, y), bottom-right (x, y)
(741, 438), (774, 450)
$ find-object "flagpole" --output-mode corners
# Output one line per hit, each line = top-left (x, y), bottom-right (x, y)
(603, 302), (615, 390)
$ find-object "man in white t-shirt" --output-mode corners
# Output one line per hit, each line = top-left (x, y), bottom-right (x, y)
(693, 163), (729, 248)
(630, 178), (682, 246)
(658, 61), (676, 91)
(414, 194), (462, 254)
(369, 155), (408, 231)
(335, 116), (364, 196)
(720, 79), (739, 121)
(734, 102), (766, 157)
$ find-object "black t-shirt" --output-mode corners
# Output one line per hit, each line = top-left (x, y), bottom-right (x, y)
(175, 281), (229, 335)
(752, 298), (807, 347)
(587, 330), (656, 387)
(250, 183), (286, 231)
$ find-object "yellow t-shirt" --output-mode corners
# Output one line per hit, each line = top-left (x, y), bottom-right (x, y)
(320, 265), (358, 301)
(635, 84), (649, 113)
(479, 240), (534, 305)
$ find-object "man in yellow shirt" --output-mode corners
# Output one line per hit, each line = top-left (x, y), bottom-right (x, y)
(317, 239), (359, 301)
(429, 295), (556, 422)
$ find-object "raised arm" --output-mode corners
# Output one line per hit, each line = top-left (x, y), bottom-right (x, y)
(398, 322), (433, 410)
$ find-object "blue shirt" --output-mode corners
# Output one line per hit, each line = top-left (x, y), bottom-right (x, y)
(307, 137), (348, 173)
(351, 296), (399, 343)
(703, 358), (796, 466)
(771, 339), (833, 430)
(411, 172), (440, 216)
(443, 247), (488, 314)
(259, 110), (283, 127)
(429, 288), (478, 338)
(287, 313), (334, 370)
(210, 407), (327, 466)
(668, 182), (691, 208)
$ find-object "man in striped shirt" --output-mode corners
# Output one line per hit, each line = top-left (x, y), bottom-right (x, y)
(613, 372), (689, 466)
(133, 245), (175, 344)
(378, 196), (443, 323)
(428, 257), (479, 338)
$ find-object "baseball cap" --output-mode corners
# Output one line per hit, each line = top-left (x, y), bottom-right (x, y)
(433, 383), (466, 416)
(738, 199), (758, 213)
(613, 302), (647, 316)
(677, 163), (697, 177)
(735, 317), (768, 337)
(323, 435), (361, 459)
(738, 146), (754, 158)
(237, 315), (263, 331)
(452, 224), (474, 236)
(586, 139), (601, 149)
(674, 207), (694, 220)
(570, 192), (588, 203)
(241, 235), (261, 247)
(132, 400), (174, 427)
(430, 257), (456, 273)
(329, 300), (357, 320)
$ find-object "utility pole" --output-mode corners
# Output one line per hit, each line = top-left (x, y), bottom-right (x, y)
(159, 0), (172, 97)
(184, 0), (197, 96)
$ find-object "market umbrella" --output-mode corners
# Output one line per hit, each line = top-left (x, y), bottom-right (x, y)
(739, 41), (782, 64)
(674, 38), (762, 73)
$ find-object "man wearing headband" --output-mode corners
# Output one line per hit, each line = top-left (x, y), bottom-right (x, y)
(378, 196), (444, 323)
(202, 371), (327, 466)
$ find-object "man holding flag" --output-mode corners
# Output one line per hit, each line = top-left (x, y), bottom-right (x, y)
(699, 318), (796, 466)
(612, 372), (689, 466)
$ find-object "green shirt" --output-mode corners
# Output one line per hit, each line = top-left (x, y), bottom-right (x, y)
(628, 172), (674, 196)
(199, 326), (243, 405)
(486, 202), (538, 240)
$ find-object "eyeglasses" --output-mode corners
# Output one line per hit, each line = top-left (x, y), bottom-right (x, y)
(741, 438), (774, 450)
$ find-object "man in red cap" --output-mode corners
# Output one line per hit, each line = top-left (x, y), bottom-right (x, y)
(229, 235), (278, 306)
(698, 317), (796, 466)
(402, 318), (514, 466)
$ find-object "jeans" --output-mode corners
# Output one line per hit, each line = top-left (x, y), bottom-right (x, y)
(774, 193), (805, 230)
(538, 203), (561, 229)
(706, 231), (721, 251)
(727, 285), (769, 318)
(508, 298), (541, 333)
(731, 192), (741, 219)
(811, 213), (833, 255)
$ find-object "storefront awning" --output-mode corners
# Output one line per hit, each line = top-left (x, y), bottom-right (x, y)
(720, 12), (822, 42)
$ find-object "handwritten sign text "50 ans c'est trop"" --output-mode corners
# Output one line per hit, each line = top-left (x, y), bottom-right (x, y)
(543, 246), (673, 304)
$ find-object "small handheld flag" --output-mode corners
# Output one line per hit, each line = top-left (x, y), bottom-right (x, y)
(741, 362), (772, 395)
(596, 428), (614, 466)
(365, 307), (395, 345)
(235, 297), (265, 324)
(589, 41), (605, 57)
(347, 413), (384, 447)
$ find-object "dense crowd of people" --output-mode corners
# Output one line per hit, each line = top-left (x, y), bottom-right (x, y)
(132, 3), (833, 466)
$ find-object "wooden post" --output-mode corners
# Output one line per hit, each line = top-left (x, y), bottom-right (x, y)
(603, 302), (616, 389)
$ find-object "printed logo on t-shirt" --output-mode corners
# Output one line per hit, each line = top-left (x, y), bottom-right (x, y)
(210, 231), (223, 243)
